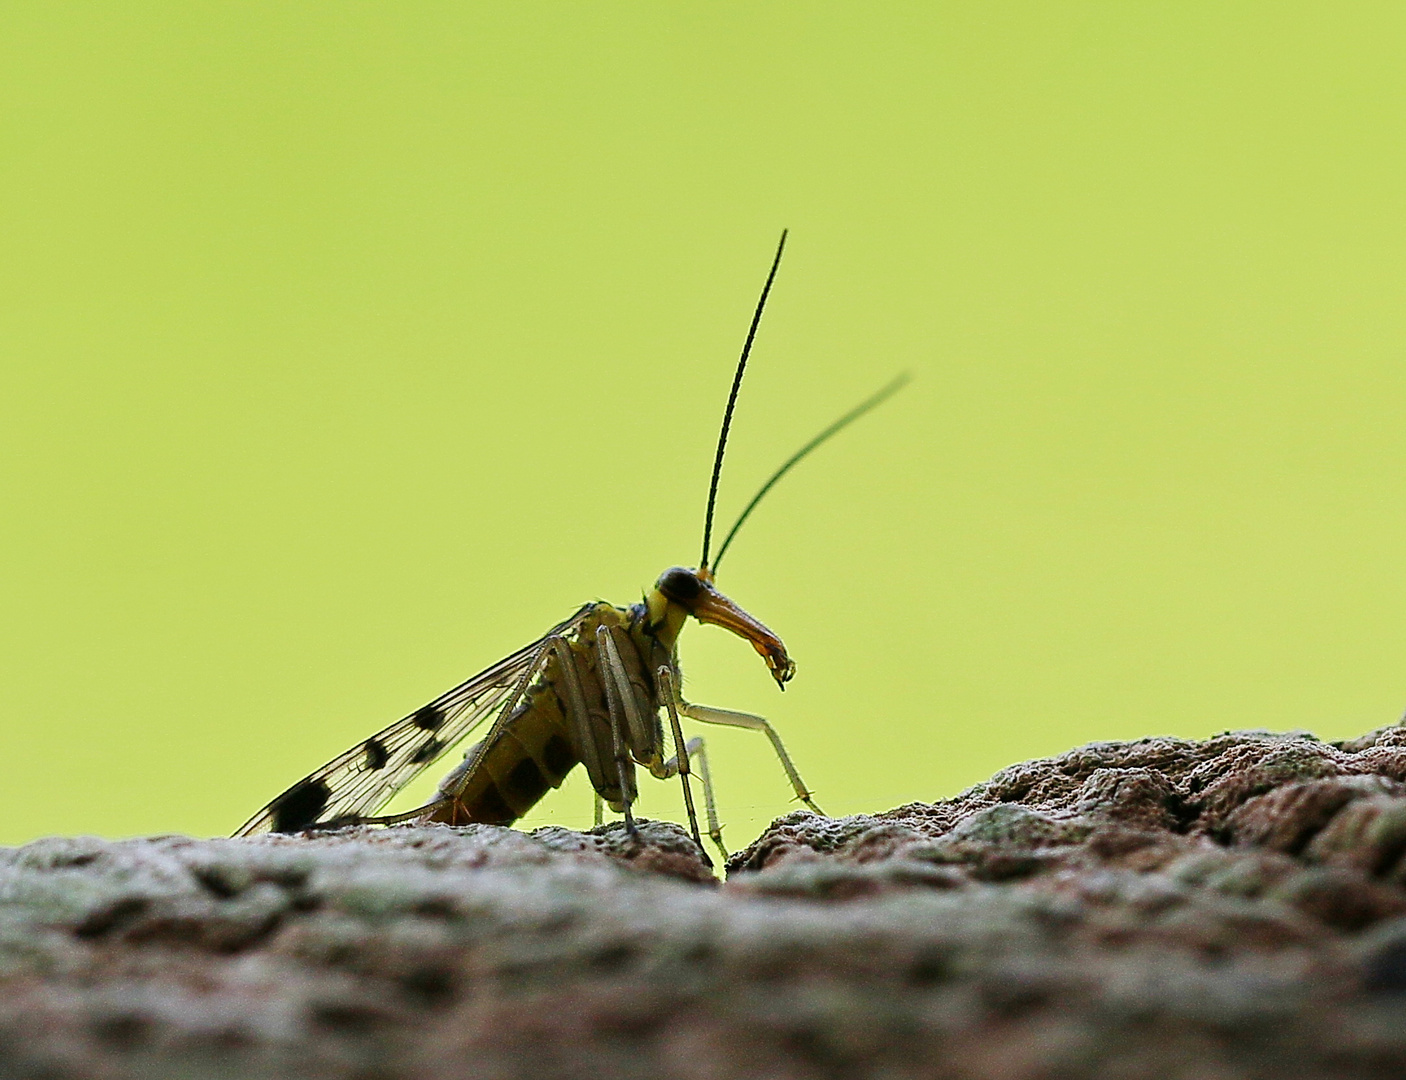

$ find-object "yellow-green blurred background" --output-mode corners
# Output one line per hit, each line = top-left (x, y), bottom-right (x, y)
(3, 5), (1406, 847)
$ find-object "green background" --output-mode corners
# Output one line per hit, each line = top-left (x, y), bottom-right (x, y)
(3, 5), (1405, 848)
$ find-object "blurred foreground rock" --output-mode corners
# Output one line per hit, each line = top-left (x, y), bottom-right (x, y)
(9, 728), (1406, 1078)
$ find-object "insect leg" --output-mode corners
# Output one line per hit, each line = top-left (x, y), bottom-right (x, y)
(692, 738), (725, 858)
(545, 636), (615, 808)
(594, 627), (640, 838)
(652, 738), (726, 862)
(652, 665), (707, 859)
(681, 736), (726, 859)
(593, 793), (604, 828)
(596, 626), (656, 761)
(678, 701), (825, 815)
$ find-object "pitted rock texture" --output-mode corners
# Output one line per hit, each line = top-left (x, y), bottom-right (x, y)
(8, 729), (1406, 1078)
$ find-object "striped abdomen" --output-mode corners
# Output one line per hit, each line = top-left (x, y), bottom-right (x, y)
(425, 604), (632, 826)
(427, 696), (580, 825)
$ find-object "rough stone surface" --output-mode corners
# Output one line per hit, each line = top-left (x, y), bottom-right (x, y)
(9, 728), (1406, 1077)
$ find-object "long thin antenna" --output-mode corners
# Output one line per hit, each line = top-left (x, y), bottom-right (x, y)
(700, 230), (788, 572)
(711, 372), (911, 573)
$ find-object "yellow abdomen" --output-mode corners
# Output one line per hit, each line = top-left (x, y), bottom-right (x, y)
(426, 603), (633, 825)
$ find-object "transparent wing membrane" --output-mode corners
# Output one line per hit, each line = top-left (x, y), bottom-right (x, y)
(234, 605), (594, 836)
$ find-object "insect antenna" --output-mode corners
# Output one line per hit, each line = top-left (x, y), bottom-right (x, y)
(700, 229), (788, 574)
(710, 372), (911, 573)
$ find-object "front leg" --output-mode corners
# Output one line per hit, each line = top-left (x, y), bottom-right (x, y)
(653, 665), (717, 864)
(671, 696), (825, 817)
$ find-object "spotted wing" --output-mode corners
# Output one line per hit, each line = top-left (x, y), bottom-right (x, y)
(233, 604), (594, 836)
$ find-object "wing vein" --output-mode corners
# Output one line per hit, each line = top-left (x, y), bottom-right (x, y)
(234, 605), (595, 836)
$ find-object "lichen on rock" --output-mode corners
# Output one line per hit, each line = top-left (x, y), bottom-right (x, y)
(6, 727), (1406, 1077)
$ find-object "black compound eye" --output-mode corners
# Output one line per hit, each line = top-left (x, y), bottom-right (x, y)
(658, 566), (704, 604)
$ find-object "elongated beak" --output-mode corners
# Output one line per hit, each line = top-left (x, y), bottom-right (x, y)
(691, 584), (796, 687)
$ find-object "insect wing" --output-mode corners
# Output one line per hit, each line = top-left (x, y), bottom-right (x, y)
(234, 605), (594, 836)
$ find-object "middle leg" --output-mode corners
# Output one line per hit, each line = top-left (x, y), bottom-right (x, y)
(595, 626), (640, 839)
(653, 665), (705, 857)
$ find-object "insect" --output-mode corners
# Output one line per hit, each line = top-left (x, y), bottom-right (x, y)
(234, 232), (907, 863)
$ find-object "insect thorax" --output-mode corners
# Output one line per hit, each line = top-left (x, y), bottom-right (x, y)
(428, 599), (675, 825)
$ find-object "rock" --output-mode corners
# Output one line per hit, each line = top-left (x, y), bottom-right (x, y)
(7, 728), (1406, 1077)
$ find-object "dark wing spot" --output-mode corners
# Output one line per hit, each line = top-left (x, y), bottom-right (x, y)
(363, 738), (389, 770)
(271, 779), (332, 833)
(413, 705), (446, 731)
(505, 756), (550, 808)
(542, 733), (576, 781)
(409, 738), (445, 765)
